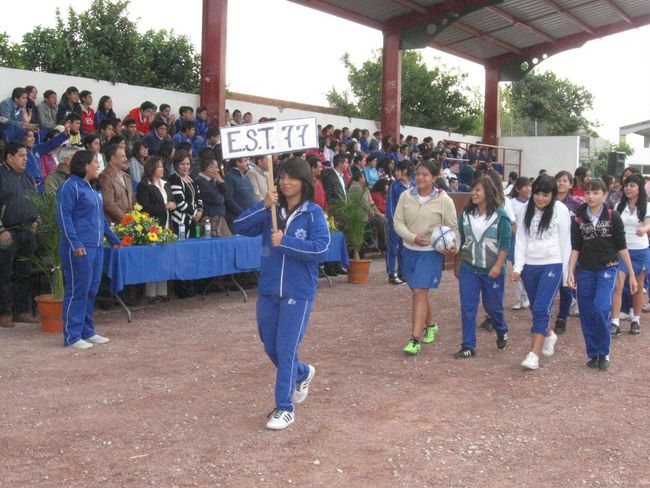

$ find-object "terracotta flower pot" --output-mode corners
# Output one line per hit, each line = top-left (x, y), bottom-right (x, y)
(35, 294), (64, 334)
(347, 259), (372, 284)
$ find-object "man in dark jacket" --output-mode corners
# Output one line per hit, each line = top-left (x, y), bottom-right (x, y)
(321, 153), (349, 207)
(223, 158), (256, 225)
(195, 157), (230, 236)
(0, 142), (40, 327)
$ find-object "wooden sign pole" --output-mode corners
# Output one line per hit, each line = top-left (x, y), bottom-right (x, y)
(266, 155), (278, 232)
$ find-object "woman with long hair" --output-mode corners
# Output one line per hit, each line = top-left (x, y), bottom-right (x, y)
(233, 158), (330, 430)
(610, 173), (650, 335)
(508, 176), (532, 310)
(56, 150), (121, 349)
(513, 175), (571, 370)
(128, 140), (149, 185)
(168, 150), (203, 238)
(95, 96), (117, 127)
(571, 167), (592, 203)
(393, 160), (459, 355)
(454, 176), (511, 358)
(137, 155), (176, 302)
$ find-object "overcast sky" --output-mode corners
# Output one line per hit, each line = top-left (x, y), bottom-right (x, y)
(4, 0), (650, 146)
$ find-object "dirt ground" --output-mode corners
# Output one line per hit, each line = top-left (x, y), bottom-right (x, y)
(2, 258), (650, 488)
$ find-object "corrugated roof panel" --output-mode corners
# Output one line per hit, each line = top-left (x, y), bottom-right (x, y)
(459, 10), (512, 32)
(489, 24), (548, 48)
(551, 0), (592, 9)
(571, 2), (627, 29)
(452, 36), (510, 58)
(529, 12), (586, 38)
(500, 0), (557, 21)
(619, 0), (650, 16)
(435, 26), (475, 45)
(322, 0), (409, 22)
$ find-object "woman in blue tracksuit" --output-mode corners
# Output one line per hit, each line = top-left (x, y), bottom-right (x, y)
(57, 150), (121, 350)
(454, 176), (511, 358)
(513, 175), (571, 370)
(233, 157), (330, 430)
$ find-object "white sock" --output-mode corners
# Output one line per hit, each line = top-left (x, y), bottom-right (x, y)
(632, 315), (640, 323)
(612, 318), (620, 326)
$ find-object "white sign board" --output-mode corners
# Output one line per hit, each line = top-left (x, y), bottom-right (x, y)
(220, 117), (319, 159)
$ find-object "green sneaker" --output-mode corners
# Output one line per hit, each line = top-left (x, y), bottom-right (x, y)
(403, 337), (421, 355)
(421, 324), (439, 344)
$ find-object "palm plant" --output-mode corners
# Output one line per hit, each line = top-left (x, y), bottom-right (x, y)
(328, 189), (368, 261)
(27, 192), (64, 300)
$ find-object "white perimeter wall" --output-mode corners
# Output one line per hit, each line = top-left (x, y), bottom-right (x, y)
(0, 67), (479, 145)
(501, 136), (580, 178)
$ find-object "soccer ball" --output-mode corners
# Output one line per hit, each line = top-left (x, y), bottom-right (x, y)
(431, 225), (456, 252)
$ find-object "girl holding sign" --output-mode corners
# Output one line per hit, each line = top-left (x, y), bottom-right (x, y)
(233, 158), (330, 430)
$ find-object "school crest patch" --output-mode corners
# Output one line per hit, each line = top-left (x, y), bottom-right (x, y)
(294, 228), (307, 240)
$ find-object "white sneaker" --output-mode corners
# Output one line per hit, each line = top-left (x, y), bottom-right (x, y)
(522, 298), (530, 308)
(86, 334), (110, 344)
(542, 331), (557, 357)
(521, 352), (539, 370)
(512, 301), (522, 310)
(619, 312), (630, 321)
(266, 409), (294, 430)
(294, 365), (316, 404)
(70, 339), (93, 350)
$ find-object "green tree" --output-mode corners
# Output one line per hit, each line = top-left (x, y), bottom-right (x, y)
(0, 32), (24, 68)
(10, 0), (200, 93)
(507, 71), (597, 136)
(327, 50), (483, 135)
(581, 141), (635, 177)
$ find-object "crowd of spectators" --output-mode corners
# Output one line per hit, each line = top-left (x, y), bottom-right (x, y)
(0, 83), (510, 307)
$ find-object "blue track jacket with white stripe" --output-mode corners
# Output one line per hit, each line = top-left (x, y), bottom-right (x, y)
(56, 175), (121, 250)
(233, 200), (330, 300)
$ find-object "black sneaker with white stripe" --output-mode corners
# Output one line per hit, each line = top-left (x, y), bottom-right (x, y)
(496, 333), (508, 350)
(266, 409), (295, 430)
(453, 346), (476, 359)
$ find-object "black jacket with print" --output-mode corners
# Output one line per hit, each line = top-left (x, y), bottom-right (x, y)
(571, 203), (627, 270)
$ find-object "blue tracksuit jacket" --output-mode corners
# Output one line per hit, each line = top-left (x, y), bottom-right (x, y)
(56, 175), (121, 249)
(233, 200), (330, 300)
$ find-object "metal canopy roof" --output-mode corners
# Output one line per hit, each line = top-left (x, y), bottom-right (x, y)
(289, 0), (650, 80)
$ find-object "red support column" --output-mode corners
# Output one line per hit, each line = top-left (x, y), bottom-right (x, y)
(200, 0), (228, 128)
(381, 31), (402, 141)
(482, 66), (500, 146)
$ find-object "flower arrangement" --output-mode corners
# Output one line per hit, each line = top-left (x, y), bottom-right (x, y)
(114, 204), (176, 247)
(326, 214), (339, 232)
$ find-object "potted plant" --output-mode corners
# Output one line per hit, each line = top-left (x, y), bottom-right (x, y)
(28, 191), (64, 333)
(328, 190), (372, 284)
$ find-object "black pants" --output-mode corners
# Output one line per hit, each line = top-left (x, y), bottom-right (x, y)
(0, 228), (36, 317)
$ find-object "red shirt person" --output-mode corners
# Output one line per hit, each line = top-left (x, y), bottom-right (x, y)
(79, 90), (96, 135)
(126, 101), (157, 136)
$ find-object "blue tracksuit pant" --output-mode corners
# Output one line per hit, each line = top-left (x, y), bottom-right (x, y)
(558, 285), (575, 320)
(61, 246), (103, 346)
(576, 267), (617, 358)
(257, 295), (313, 413)
(621, 277), (632, 314)
(386, 225), (403, 276)
(521, 263), (562, 335)
(459, 266), (508, 350)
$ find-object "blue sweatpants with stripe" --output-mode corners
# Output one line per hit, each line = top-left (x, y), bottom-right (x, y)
(459, 266), (508, 350)
(385, 225), (403, 276)
(61, 246), (103, 346)
(576, 267), (617, 359)
(557, 285), (575, 320)
(521, 263), (562, 335)
(257, 295), (313, 412)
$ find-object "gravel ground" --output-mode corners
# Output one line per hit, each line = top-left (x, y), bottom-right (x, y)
(1, 258), (650, 488)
